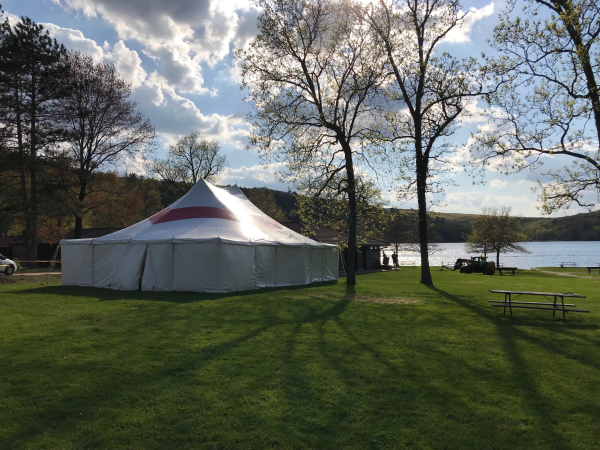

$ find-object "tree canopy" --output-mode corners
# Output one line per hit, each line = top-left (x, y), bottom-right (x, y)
(472, 0), (600, 213)
(356, 0), (488, 285)
(237, 0), (387, 285)
(152, 133), (227, 196)
(60, 52), (155, 238)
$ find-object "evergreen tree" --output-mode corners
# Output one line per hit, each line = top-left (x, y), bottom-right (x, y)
(0, 14), (70, 266)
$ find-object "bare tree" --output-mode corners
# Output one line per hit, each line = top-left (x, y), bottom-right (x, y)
(472, 0), (600, 213)
(237, 0), (387, 285)
(152, 133), (226, 195)
(59, 52), (155, 239)
(465, 205), (529, 267)
(356, 0), (488, 285)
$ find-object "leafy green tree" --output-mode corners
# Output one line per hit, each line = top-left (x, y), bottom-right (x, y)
(237, 0), (387, 285)
(465, 205), (529, 267)
(152, 133), (226, 195)
(472, 0), (600, 213)
(296, 176), (387, 248)
(356, 0), (488, 285)
(0, 14), (70, 266)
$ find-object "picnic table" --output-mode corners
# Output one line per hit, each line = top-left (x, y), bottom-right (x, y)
(586, 267), (600, 274)
(497, 267), (517, 276)
(489, 290), (588, 322)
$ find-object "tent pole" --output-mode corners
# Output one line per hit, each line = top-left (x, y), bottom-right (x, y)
(171, 238), (175, 292)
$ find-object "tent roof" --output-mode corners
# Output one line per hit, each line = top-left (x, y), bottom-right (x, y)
(62, 180), (333, 247)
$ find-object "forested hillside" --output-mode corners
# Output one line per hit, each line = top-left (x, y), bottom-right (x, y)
(2, 173), (599, 242)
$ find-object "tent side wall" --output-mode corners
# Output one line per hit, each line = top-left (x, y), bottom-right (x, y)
(142, 243), (174, 292)
(63, 240), (338, 292)
(61, 241), (94, 286)
(275, 246), (310, 286)
(93, 242), (147, 290)
(323, 247), (339, 281)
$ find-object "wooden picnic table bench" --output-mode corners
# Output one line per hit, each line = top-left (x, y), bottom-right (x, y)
(585, 267), (600, 274)
(497, 267), (517, 276)
(489, 290), (588, 322)
(560, 262), (577, 268)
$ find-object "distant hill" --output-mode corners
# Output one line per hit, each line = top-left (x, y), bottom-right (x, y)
(520, 209), (600, 241)
(241, 185), (600, 242)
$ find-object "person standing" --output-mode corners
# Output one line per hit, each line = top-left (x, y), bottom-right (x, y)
(392, 252), (398, 270)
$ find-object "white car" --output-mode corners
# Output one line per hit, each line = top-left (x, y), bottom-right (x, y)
(0, 253), (17, 276)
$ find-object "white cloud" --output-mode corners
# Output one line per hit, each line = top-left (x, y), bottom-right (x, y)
(0, 10), (20, 25)
(58, 0), (261, 93)
(133, 73), (250, 148)
(142, 43), (206, 94)
(437, 190), (534, 215)
(104, 40), (147, 89)
(42, 23), (147, 88)
(445, 3), (495, 43)
(490, 179), (507, 188)
(219, 163), (289, 188)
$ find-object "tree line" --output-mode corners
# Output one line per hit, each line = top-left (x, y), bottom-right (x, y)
(0, 11), (155, 266)
(0, 11), (230, 267)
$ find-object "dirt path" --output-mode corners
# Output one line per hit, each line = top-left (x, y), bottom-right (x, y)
(13, 272), (62, 276)
(531, 268), (598, 279)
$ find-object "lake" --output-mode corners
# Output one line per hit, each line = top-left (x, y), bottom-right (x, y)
(384, 241), (600, 269)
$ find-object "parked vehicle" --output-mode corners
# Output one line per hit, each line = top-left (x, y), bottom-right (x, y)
(455, 256), (495, 275)
(0, 253), (17, 276)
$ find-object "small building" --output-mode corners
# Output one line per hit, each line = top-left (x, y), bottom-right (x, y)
(3, 228), (121, 266)
(279, 221), (388, 273)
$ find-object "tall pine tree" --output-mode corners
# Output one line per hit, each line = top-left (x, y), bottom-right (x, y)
(0, 14), (70, 266)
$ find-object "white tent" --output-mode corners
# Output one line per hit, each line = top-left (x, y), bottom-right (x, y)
(60, 180), (339, 292)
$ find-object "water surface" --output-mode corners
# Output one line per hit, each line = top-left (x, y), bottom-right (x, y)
(383, 241), (600, 269)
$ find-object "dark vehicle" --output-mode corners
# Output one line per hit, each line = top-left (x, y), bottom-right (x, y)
(453, 258), (469, 271)
(456, 256), (495, 275)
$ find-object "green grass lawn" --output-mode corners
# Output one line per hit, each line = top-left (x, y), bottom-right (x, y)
(1, 269), (599, 449)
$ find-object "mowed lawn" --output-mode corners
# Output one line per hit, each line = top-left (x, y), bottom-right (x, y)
(1, 269), (599, 449)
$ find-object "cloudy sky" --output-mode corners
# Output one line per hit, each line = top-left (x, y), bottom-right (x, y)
(3, 0), (597, 217)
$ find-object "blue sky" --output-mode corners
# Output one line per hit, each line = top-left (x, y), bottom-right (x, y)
(3, 0), (596, 217)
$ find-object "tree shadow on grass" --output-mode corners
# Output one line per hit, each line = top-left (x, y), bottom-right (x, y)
(9, 281), (340, 303)
(426, 285), (599, 449)
(1, 285), (357, 449)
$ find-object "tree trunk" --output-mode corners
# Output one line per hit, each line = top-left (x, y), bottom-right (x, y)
(416, 157), (433, 285)
(553, 0), (600, 146)
(74, 216), (84, 239)
(74, 179), (87, 239)
(15, 94), (32, 265)
(496, 249), (500, 268)
(345, 148), (357, 286)
(28, 79), (38, 269)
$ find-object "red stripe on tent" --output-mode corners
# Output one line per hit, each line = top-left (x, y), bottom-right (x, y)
(149, 207), (239, 224)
